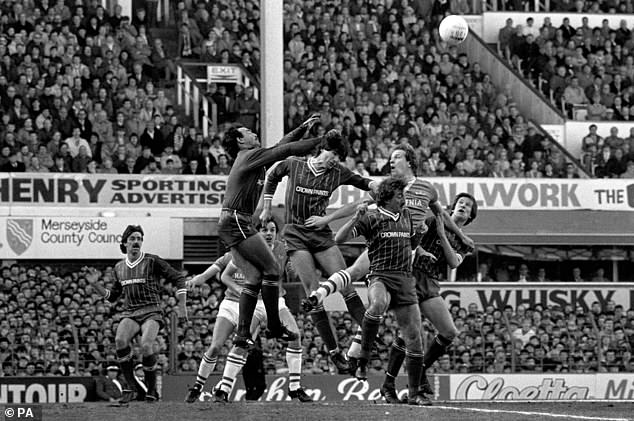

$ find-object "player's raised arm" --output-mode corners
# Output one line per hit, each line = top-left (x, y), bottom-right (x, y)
(305, 198), (375, 229)
(429, 194), (474, 249)
(187, 253), (231, 290)
(334, 203), (368, 243)
(155, 257), (188, 322)
(85, 266), (122, 302)
(277, 113), (320, 146)
(340, 165), (379, 193)
(434, 213), (462, 268)
(261, 160), (290, 222)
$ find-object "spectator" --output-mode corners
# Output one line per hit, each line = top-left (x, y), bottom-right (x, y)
(162, 158), (180, 175)
(0, 149), (26, 172)
(571, 267), (587, 282)
(65, 128), (92, 159)
(235, 86), (259, 131)
(95, 366), (123, 402)
(591, 268), (610, 283)
(211, 154), (231, 175)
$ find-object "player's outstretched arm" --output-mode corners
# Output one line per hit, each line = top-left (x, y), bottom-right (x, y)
(84, 266), (121, 302)
(155, 258), (188, 321)
(261, 160), (290, 222)
(430, 200), (474, 249)
(245, 127), (336, 171)
(435, 214), (462, 268)
(334, 203), (368, 243)
(187, 263), (223, 290)
(305, 197), (374, 229)
(277, 113), (320, 146)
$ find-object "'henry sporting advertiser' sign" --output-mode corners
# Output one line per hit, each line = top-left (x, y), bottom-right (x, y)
(0, 174), (634, 212)
(0, 217), (182, 259)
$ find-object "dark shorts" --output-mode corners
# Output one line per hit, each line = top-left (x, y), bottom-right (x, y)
(121, 307), (165, 330)
(413, 266), (440, 303)
(283, 224), (335, 253)
(367, 271), (417, 309)
(218, 209), (258, 248)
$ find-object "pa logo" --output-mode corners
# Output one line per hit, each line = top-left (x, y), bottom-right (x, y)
(628, 184), (634, 208)
(7, 219), (33, 255)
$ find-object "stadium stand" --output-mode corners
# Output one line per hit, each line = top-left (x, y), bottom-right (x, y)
(0, 0), (583, 178)
(497, 15), (634, 175)
(1, 262), (632, 378)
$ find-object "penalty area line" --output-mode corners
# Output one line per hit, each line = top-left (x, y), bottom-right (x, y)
(433, 404), (631, 421)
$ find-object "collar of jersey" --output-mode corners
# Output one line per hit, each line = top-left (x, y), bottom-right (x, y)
(378, 207), (400, 221)
(404, 177), (417, 192)
(126, 252), (144, 268)
(307, 157), (327, 176)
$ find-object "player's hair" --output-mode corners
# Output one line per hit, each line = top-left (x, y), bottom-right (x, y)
(223, 127), (243, 159)
(321, 131), (349, 160)
(450, 192), (478, 226)
(392, 144), (418, 175)
(256, 216), (280, 233)
(376, 176), (407, 207)
(120, 225), (144, 253)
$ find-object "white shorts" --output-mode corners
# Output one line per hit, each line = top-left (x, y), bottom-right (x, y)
(216, 297), (288, 327)
(253, 297), (289, 325)
(217, 299), (267, 326)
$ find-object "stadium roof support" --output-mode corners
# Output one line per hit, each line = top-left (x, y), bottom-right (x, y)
(261, 1), (284, 147)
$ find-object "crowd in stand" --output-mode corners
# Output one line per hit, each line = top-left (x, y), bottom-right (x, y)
(578, 124), (634, 177)
(499, 15), (634, 177)
(275, 0), (579, 178)
(0, 0), (600, 179)
(502, 15), (634, 122)
(1, 262), (633, 379)
(0, 0), (237, 176)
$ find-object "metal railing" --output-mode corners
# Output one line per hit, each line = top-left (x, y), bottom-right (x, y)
(483, 0), (551, 11)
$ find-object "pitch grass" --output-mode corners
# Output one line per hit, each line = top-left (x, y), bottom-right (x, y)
(40, 401), (633, 421)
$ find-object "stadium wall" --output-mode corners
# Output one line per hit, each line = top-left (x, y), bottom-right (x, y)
(323, 282), (634, 312)
(0, 377), (96, 403)
(160, 373), (634, 402)
(2, 373), (632, 403)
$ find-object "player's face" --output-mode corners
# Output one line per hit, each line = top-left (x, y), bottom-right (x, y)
(259, 221), (277, 246)
(126, 233), (143, 256)
(452, 197), (474, 223)
(385, 190), (405, 212)
(320, 149), (339, 168)
(237, 127), (260, 149)
(389, 150), (411, 177)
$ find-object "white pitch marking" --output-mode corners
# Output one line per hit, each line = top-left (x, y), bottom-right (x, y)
(434, 404), (632, 421)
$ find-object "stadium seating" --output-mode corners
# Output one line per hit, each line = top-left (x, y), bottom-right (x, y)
(498, 16), (634, 175)
(0, 0), (582, 178)
(1, 263), (632, 377)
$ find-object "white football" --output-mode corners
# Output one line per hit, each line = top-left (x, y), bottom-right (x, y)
(439, 15), (469, 44)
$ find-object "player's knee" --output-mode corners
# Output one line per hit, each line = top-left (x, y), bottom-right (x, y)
(140, 342), (154, 356)
(368, 299), (387, 315)
(115, 338), (128, 350)
(442, 327), (459, 343)
(262, 266), (280, 279)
